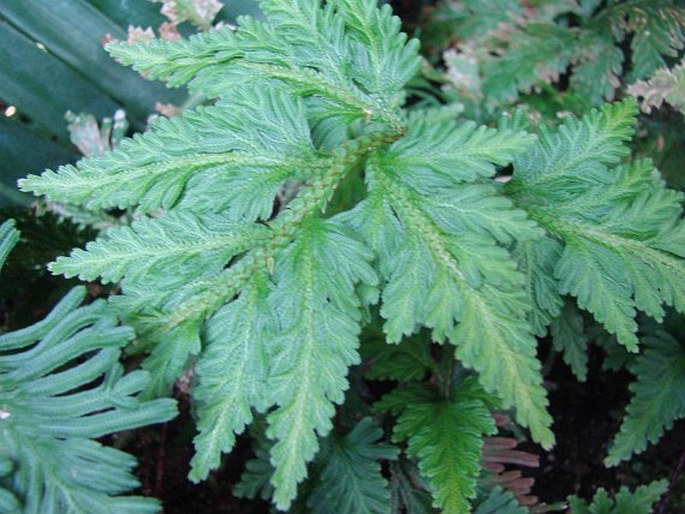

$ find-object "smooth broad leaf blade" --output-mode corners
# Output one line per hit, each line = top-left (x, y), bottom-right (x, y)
(605, 331), (685, 466)
(20, 89), (320, 216)
(0, 116), (76, 207)
(265, 217), (377, 509)
(307, 418), (398, 514)
(189, 277), (271, 482)
(49, 211), (268, 284)
(0, 287), (177, 513)
(0, 0), (183, 125)
(392, 388), (496, 514)
(0, 22), (119, 143)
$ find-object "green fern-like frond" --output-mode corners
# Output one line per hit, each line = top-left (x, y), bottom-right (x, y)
(51, 211), (269, 284)
(19, 4), (423, 506)
(329, 0), (419, 101)
(430, 0), (685, 111)
(603, 0), (685, 80)
(362, 333), (435, 382)
(507, 99), (685, 351)
(0, 258), (176, 514)
(479, 23), (576, 105)
(234, 446), (275, 502)
(342, 113), (553, 447)
(22, 0), (685, 509)
(188, 276), (271, 482)
(391, 382), (497, 514)
(568, 479), (668, 514)
(474, 486), (527, 514)
(388, 459), (433, 514)
(569, 31), (624, 105)
(263, 218), (377, 508)
(513, 237), (564, 336)
(307, 418), (398, 514)
(605, 331), (685, 466)
(373, 383), (440, 417)
(550, 300), (589, 382)
(106, 0), (419, 130)
(21, 91), (319, 215)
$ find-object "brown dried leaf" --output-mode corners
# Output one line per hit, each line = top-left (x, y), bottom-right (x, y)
(126, 25), (155, 45)
(628, 59), (685, 115)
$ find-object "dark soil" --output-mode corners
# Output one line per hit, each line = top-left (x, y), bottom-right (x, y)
(534, 342), (685, 511)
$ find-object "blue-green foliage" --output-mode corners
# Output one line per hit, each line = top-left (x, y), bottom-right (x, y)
(375, 378), (498, 514)
(431, 0), (685, 112)
(306, 418), (398, 514)
(235, 418), (397, 514)
(568, 479), (668, 514)
(507, 100), (685, 352)
(15, 0), (685, 511)
(474, 486), (527, 514)
(0, 220), (177, 513)
(606, 330), (685, 465)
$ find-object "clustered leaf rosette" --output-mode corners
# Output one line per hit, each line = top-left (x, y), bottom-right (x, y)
(17, 0), (685, 511)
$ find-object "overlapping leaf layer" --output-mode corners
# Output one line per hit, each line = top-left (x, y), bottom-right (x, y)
(17, 0), (685, 511)
(0, 221), (177, 513)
